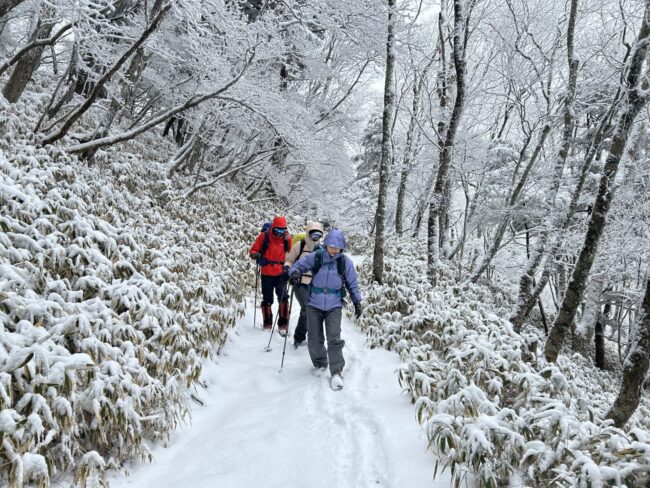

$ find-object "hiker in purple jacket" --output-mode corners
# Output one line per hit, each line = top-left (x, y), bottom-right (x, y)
(289, 229), (362, 390)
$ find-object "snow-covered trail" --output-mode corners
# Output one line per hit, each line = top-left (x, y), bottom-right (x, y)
(110, 283), (449, 487)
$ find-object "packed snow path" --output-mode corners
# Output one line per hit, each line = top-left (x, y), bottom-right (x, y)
(110, 289), (450, 488)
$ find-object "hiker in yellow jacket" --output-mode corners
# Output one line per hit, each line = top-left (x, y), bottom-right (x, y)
(283, 221), (324, 348)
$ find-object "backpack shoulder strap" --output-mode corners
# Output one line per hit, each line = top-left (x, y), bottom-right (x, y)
(313, 248), (323, 275)
(337, 253), (346, 277)
(284, 235), (290, 253)
(260, 230), (271, 257)
(338, 254), (349, 299)
(300, 239), (306, 254)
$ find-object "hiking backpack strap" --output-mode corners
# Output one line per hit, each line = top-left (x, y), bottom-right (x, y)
(259, 230), (289, 266)
(338, 254), (349, 299)
(312, 248), (323, 275)
(309, 249), (349, 299)
(259, 230), (271, 258)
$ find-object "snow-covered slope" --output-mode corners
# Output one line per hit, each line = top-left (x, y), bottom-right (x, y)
(0, 99), (262, 486)
(356, 239), (650, 487)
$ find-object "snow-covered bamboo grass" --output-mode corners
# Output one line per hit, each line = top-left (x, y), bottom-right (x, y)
(0, 98), (263, 487)
(355, 238), (650, 487)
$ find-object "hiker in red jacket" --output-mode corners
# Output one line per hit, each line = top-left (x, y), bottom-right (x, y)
(249, 216), (293, 335)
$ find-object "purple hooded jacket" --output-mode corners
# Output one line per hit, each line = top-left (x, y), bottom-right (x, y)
(289, 229), (362, 311)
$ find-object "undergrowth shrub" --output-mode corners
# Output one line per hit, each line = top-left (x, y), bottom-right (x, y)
(357, 239), (650, 487)
(0, 100), (262, 487)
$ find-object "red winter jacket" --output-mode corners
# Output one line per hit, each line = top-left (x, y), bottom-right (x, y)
(249, 217), (292, 276)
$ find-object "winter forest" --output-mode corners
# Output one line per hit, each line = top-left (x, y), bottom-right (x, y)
(1, 0), (650, 486)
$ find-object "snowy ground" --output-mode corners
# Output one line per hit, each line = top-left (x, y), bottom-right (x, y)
(108, 281), (451, 488)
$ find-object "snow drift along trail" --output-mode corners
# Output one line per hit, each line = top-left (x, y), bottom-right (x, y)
(109, 284), (450, 488)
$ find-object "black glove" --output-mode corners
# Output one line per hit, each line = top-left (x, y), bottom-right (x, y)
(251, 252), (261, 261)
(354, 303), (362, 319)
(289, 272), (301, 286)
(282, 265), (290, 279)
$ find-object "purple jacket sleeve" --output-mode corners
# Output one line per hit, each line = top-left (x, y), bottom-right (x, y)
(343, 256), (362, 305)
(290, 250), (316, 276)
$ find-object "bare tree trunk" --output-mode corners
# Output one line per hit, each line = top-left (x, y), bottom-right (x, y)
(411, 7), (448, 239)
(2, 5), (56, 103)
(40, 1), (172, 145)
(0, 0), (26, 19)
(594, 302), (610, 369)
(371, 0), (397, 284)
(545, 1), (650, 362)
(395, 56), (434, 235)
(606, 277), (650, 427)
(79, 0), (165, 159)
(572, 271), (605, 356)
(510, 95), (618, 330)
(510, 0), (579, 329)
(468, 124), (551, 283)
(427, 0), (466, 282)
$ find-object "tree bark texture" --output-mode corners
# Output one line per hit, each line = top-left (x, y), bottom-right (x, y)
(427, 0), (465, 281)
(395, 56), (434, 235)
(545, 0), (650, 362)
(371, 0), (397, 284)
(510, 95), (618, 330)
(0, 0), (26, 19)
(2, 5), (56, 103)
(606, 277), (650, 427)
(40, 1), (172, 145)
(469, 124), (551, 283)
(571, 271), (605, 357)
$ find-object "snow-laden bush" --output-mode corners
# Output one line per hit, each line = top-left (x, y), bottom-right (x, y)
(0, 100), (261, 487)
(357, 239), (650, 487)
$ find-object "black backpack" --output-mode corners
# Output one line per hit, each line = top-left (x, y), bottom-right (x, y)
(311, 248), (349, 299)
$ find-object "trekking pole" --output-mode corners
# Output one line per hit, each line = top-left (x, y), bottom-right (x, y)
(279, 285), (295, 373)
(264, 306), (280, 352)
(253, 265), (260, 328)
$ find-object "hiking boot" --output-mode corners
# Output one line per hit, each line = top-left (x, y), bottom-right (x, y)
(312, 366), (327, 377)
(330, 370), (344, 390)
(263, 324), (272, 331)
(278, 325), (288, 337)
(293, 340), (305, 349)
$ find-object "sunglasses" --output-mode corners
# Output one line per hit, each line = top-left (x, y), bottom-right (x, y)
(272, 227), (286, 236)
(309, 231), (323, 240)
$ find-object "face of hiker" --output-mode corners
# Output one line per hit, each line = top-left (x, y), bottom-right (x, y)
(326, 245), (341, 257)
(309, 230), (323, 242)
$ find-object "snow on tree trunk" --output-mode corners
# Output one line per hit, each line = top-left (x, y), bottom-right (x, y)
(469, 124), (551, 283)
(572, 270), (605, 357)
(0, 0), (26, 20)
(395, 56), (433, 235)
(606, 277), (650, 427)
(510, 102), (616, 331)
(427, 0), (465, 282)
(509, 0), (580, 325)
(2, 5), (56, 103)
(40, 2), (173, 146)
(371, 0), (396, 284)
(545, 1), (650, 363)
(595, 302), (610, 369)
(81, 0), (166, 160)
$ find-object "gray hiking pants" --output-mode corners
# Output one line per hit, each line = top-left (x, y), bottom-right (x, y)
(306, 306), (344, 375)
(293, 284), (310, 343)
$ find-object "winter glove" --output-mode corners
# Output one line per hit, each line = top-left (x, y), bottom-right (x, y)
(282, 265), (290, 279)
(354, 303), (362, 319)
(251, 252), (261, 261)
(289, 272), (301, 286)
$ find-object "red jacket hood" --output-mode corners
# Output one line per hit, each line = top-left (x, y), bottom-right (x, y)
(272, 216), (287, 228)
